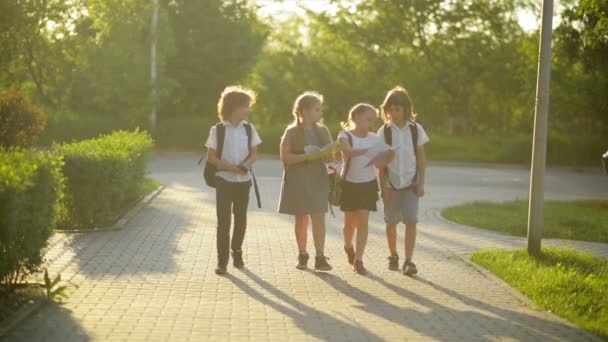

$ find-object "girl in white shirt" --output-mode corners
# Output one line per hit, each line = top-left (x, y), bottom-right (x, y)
(338, 103), (394, 274)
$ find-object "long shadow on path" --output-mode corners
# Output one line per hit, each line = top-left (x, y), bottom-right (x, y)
(227, 269), (383, 341)
(314, 272), (592, 341)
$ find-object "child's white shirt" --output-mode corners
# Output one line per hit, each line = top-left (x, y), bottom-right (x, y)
(377, 122), (429, 188)
(205, 121), (262, 183)
(338, 131), (382, 183)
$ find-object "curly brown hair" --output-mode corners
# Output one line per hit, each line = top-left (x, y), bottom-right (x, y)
(217, 85), (256, 121)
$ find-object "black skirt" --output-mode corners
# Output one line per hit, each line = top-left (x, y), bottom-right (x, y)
(340, 179), (379, 212)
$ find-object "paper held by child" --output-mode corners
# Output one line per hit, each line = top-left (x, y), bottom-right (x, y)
(364, 141), (400, 166)
(303, 141), (341, 161)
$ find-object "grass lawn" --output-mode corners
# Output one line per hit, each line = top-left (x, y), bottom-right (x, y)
(471, 247), (608, 339)
(442, 200), (608, 243)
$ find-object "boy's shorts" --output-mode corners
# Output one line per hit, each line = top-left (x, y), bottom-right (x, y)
(383, 187), (419, 225)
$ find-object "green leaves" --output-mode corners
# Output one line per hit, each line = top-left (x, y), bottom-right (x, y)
(43, 269), (68, 303)
(54, 130), (154, 229)
(0, 149), (64, 295)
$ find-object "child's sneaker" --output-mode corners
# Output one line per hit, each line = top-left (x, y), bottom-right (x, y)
(296, 252), (309, 270)
(403, 261), (418, 276)
(344, 246), (356, 265)
(388, 255), (399, 271)
(232, 250), (244, 268)
(354, 259), (366, 275)
(215, 265), (227, 275)
(314, 256), (332, 271)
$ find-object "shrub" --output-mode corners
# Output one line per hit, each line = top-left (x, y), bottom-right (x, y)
(0, 91), (47, 148)
(0, 149), (64, 294)
(54, 130), (154, 229)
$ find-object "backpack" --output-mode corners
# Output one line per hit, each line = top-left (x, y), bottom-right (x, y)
(329, 132), (353, 207)
(383, 122), (419, 191)
(201, 123), (261, 208)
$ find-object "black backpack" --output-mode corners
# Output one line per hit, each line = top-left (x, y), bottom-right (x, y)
(383, 122), (419, 190)
(201, 123), (261, 208)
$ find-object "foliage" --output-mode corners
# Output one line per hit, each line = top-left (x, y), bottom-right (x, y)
(54, 130), (154, 229)
(0, 149), (64, 295)
(0, 90), (47, 148)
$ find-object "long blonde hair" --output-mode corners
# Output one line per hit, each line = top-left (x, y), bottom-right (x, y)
(341, 103), (378, 130)
(380, 86), (417, 123)
(290, 91), (323, 127)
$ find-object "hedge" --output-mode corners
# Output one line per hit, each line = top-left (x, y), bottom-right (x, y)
(54, 130), (154, 229)
(0, 149), (64, 293)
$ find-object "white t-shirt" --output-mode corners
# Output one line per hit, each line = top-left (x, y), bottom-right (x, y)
(377, 122), (429, 188)
(205, 121), (262, 183)
(338, 131), (382, 183)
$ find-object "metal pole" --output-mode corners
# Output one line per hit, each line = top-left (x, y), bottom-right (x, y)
(527, 0), (554, 257)
(149, 0), (159, 135)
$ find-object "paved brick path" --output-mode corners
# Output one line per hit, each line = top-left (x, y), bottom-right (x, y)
(3, 155), (607, 341)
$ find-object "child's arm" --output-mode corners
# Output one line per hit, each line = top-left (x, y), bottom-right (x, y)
(339, 135), (367, 158)
(372, 150), (395, 168)
(207, 148), (241, 173)
(280, 144), (307, 165)
(379, 167), (390, 201)
(416, 145), (426, 197)
(240, 146), (258, 170)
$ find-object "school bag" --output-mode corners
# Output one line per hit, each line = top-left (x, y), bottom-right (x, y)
(200, 123), (262, 208)
(382, 122), (419, 191)
(329, 132), (352, 207)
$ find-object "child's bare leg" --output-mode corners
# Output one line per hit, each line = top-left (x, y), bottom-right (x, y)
(310, 212), (326, 256)
(405, 223), (417, 262)
(354, 210), (369, 260)
(386, 224), (398, 256)
(295, 215), (309, 253)
(343, 212), (357, 249)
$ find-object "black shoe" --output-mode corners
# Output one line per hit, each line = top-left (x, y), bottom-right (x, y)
(296, 252), (309, 270)
(388, 255), (399, 271)
(314, 256), (332, 271)
(403, 261), (418, 276)
(215, 265), (227, 275)
(232, 250), (244, 268)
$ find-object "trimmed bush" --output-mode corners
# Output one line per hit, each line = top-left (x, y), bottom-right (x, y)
(54, 130), (154, 229)
(0, 149), (64, 294)
(0, 91), (47, 148)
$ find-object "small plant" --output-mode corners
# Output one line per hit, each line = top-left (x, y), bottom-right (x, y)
(43, 269), (68, 303)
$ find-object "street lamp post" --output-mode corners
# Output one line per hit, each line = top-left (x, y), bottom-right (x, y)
(527, 0), (554, 257)
(149, 0), (159, 135)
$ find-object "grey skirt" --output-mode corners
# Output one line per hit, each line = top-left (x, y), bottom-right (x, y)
(278, 159), (329, 216)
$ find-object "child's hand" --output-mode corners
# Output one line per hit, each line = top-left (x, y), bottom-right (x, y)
(416, 184), (425, 198)
(372, 151), (392, 168)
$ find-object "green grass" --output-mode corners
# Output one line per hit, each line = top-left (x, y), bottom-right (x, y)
(471, 248), (608, 339)
(442, 200), (608, 243)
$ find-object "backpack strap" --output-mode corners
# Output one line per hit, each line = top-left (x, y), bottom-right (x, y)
(197, 123), (225, 165)
(382, 124), (396, 190)
(409, 122), (419, 185)
(216, 123), (226, 159)
(244, 123), (261, 209)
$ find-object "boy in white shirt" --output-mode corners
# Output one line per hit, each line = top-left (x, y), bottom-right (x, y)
(377, 86), (429, 276)
(205, 86), (262, 275)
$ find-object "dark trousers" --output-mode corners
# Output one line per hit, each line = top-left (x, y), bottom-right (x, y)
(216, 177), (251, 267)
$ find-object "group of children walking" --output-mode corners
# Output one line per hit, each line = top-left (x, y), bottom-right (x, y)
(205, 86), (429, 276)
